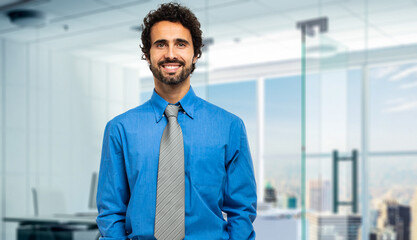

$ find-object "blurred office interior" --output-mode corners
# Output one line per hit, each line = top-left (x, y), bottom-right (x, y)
(0, 0), (417, 239)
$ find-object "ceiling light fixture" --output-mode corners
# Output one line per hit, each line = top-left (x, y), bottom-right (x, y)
(7, 9), (46, 28)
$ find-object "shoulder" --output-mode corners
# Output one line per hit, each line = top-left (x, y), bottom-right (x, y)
(195, 97), (244, 127)
(106, 100), (153, 131)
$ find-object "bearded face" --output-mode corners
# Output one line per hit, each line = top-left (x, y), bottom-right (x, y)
(148, 21), (197, 86)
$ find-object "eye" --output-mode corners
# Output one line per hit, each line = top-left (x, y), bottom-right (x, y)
(156, 43), (166, 48)
(177, 42), (186, 47)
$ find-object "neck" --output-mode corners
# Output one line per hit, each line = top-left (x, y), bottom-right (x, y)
(154, 78), (190, 104)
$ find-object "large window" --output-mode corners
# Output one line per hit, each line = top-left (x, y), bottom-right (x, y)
(368, 62), (417, 237)
(369, 62), (417, 152)
(264, 75), (301, 203)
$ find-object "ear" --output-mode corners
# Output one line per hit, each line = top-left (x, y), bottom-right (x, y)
(192, 56), (198, 64)
(145, 55), (151, 65)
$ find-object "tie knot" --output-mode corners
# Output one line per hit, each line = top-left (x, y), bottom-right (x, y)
(165, 105), (180, 120)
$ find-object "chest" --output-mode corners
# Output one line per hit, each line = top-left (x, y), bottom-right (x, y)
(123, 117), (229, 187)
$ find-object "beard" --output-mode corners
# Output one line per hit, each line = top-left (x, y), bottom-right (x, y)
(149, 59), (192, 85)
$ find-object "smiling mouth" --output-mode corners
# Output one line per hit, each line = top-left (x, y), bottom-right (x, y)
(162, 64), (181, 70)
(160, 63), (183, 74)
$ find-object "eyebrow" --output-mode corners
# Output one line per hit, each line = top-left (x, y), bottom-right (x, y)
(175, 38), (190, 45)
(152, 38), (191, 46)
(153, 39), (167, 46)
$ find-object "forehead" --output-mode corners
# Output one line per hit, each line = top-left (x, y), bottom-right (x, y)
(150, 21), (192, 43)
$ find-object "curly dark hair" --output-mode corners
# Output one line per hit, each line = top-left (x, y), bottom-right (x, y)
(140, 2), (203, 73)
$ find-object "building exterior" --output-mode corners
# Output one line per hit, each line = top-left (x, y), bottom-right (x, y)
(377, 200), (411, 240)
(287, 195), (297, 209)
(307, 179), (332, 213)
(279, 193), (297, 209)
(307, 213), (362, 240)
(411, 189), (417, 240)
(264, 182), (277, 203)
(370, 228), (397, 240)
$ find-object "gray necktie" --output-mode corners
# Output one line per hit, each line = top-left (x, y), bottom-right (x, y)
(154, 104), (185, 240)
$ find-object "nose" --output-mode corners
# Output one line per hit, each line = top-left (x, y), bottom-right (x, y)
(164, 45), (176, 59)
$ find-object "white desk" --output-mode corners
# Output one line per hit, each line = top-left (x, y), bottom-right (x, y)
(4, 215), (99, 240)
(254, 208), (301, 240)
(4, 215), (97, 225)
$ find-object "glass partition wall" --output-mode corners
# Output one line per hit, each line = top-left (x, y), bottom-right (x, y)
(366, 1), (417, 240)
(302, 27), (362, 239)
(298, 1), (417, 240)
(298, 2), (367, 240)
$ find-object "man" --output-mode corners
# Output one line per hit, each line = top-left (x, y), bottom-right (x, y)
(96, 3), (257, 240)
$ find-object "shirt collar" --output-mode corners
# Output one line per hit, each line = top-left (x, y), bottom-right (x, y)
(150, 86), (196, 123)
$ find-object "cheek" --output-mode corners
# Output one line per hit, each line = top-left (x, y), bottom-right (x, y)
(186, 52), (196, 63)
(149, 49), (161, 61)
(150, 55), (161, 65)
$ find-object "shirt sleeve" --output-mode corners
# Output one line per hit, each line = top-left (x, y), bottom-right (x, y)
(223, 118), (257, 240)
(96, 120), (130, 240)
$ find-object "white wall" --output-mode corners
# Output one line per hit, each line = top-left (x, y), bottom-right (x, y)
(0, 38), (140, 239)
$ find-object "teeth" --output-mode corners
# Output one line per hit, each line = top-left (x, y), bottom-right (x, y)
(164, 65), (179, 69)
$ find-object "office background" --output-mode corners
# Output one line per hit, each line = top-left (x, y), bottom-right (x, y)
(1, 0), (417, 239)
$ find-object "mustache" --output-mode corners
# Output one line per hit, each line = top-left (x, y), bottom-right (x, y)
(158, 59), (185, 66)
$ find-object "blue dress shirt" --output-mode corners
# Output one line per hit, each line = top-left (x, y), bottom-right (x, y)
(96, 87), (257, 240)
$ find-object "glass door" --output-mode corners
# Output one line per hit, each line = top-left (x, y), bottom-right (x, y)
(300, 19), (362, 240)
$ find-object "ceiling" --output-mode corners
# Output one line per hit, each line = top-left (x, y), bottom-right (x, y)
(0, 0), (417, 70)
